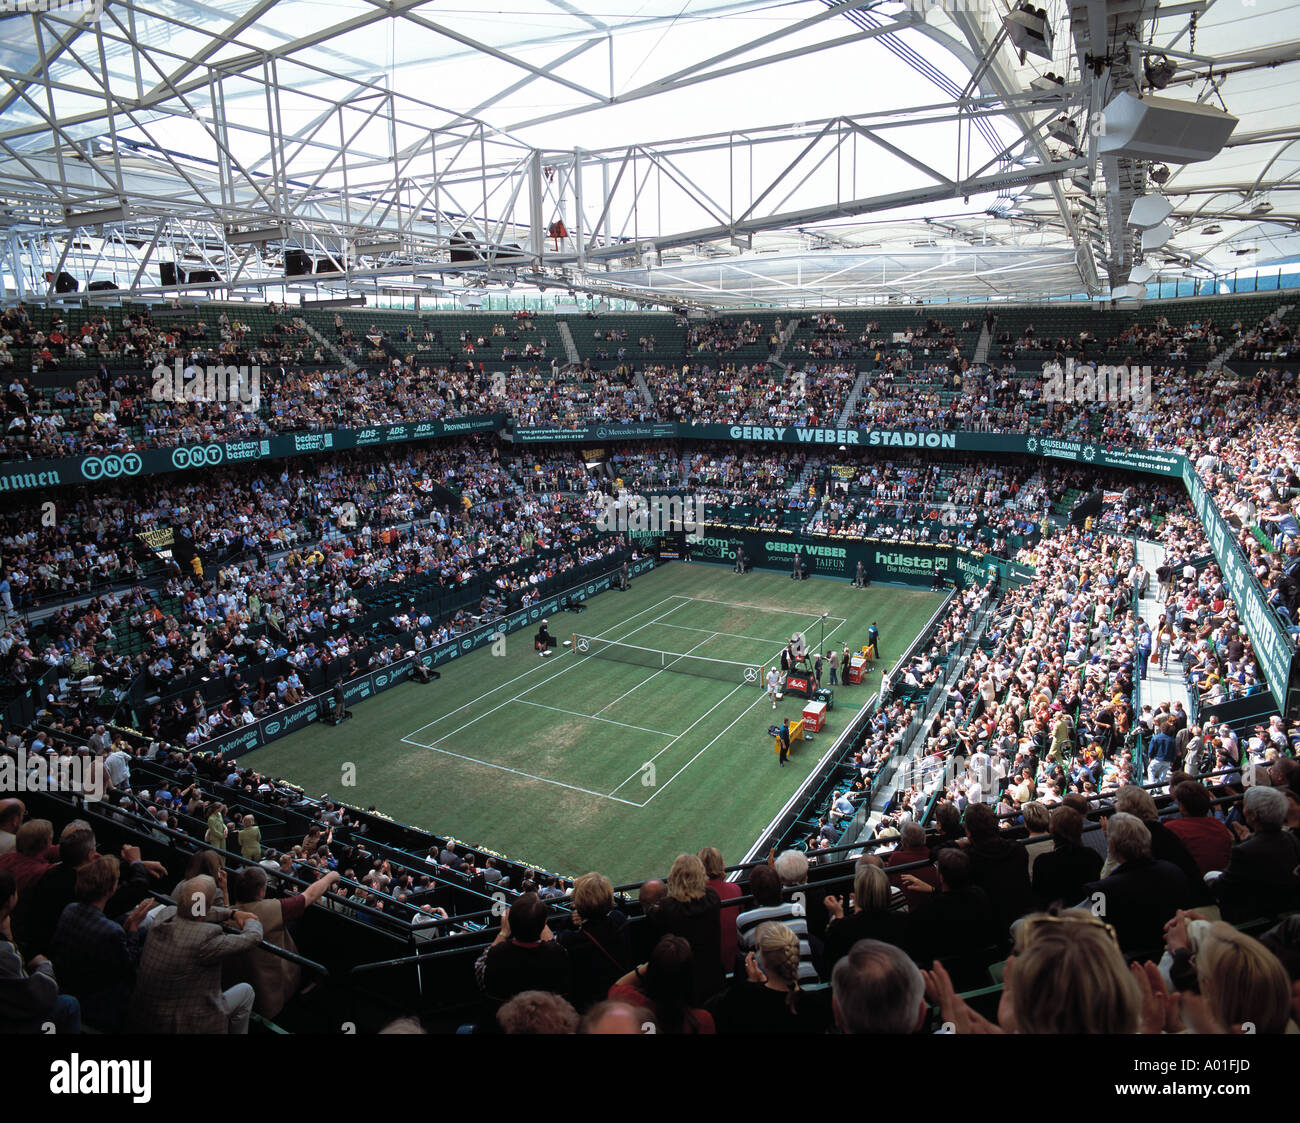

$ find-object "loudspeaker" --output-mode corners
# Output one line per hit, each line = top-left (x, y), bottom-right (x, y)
(316, 257), (342, 273)
(188, 269), (219, 284)
(285, 250), (313, 276)
(160, 263), (181, 286)
(1098, 93), (1238, 164)
(87, 281), (118, 291)
(449, 230), (478, 264)
(53, 272), (79, 293)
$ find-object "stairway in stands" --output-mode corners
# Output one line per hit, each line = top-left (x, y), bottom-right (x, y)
(1135, 538), (1191, 720)
(973, 315), (995, 364)
(1210, 301), (1293, 372)
(295, 316), (359, 374)
(767, 317), (800, 368)
(556, 320), (581, 365)
(633, 370), (657, 411)
(836, 370), (869, 428)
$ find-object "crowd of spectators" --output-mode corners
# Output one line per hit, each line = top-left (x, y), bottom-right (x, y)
(0, 441), (633, 748)
(685, 317), (772, 355)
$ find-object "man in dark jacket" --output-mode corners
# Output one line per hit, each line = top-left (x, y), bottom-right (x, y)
(1212, 786), (1300, 922)
(474, 891), (571, 1005)
(1031, 805), (1103, 909)
(1147, 719), (1177, 785)
(963, 803), (1032, 940)
(1082, 813), (1196, 954)
(904, 849), (994, 976)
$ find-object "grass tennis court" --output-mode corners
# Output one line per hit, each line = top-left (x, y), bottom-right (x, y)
(248, 563), (945, 883)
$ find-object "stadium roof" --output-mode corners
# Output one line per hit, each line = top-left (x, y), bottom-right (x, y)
(1, 0), (1298, 307)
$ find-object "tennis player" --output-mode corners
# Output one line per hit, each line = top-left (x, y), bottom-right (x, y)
(535, 618), (557, 657)
(765, 666), (780, 709)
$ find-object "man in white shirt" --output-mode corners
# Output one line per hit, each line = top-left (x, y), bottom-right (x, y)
(104, 745), (132, 790)
(0, 798), (23, 854)
(765, 666), (780, 709)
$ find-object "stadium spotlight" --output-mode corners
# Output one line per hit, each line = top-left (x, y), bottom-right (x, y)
(1144, 53), (1176, 90)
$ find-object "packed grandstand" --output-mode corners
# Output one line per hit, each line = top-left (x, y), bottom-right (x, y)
(2, 0), (1300, 1068)
(1, 292), (1298, 1044)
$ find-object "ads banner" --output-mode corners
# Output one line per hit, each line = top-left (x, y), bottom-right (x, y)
(513, 422), (678, 443)
(1183, 461), (1295, 709)
(688, 530), (1018, 590)
(202, 556), (657, 758)
(0, 414), (507, 493)
(0, 424), (1190, 492)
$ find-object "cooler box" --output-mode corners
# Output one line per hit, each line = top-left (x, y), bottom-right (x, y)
(847, 655), (868, 684)
(812, 687), (834, 709)
(802, 700), (827, 734)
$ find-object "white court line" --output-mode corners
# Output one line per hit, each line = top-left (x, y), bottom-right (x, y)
(635, 616), (851, 806)
(515, 699), (678, 737)
(674, 594), (847, 623)
(401, 594), (688, 740)
(606, 680), (749, 796)
(655, 621), (796, 646)
(637, 635), (790, 807)
(396, 737), (645, 807)
(592, 630), (718, 716)
(401, 600), (702, 787)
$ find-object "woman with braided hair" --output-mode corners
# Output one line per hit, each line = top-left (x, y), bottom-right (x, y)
(706, 921), (830, 1034)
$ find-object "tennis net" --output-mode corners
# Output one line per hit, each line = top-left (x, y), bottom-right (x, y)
(571, 633), (764, 687)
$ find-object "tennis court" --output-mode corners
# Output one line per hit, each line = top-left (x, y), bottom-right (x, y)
(249, 563), (945, 881)
(399, 594), (850, 806)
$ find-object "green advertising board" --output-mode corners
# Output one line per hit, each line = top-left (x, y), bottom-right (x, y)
(0, 414), (506, 493)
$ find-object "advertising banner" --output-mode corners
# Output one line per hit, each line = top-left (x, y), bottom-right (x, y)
(1183, 461), (1295, 707)
(687, 530), (1006, 589)
(0, 414), (507, 492)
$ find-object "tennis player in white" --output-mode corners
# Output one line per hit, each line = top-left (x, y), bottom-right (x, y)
(766, 666), (780, 709)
